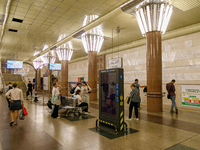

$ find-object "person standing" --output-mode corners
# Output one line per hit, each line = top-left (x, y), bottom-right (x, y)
(134, 79), (142, 109)
(74, 83), (81, 94)
(81, 81), (92, 113)
(127, 83), (140, 121)
(6, 83), (24, 125)
(166, 79), (178, 114)
(27, 81), (33, 98)
(51, 83), (61, 119)
(6, 82), (13, 108)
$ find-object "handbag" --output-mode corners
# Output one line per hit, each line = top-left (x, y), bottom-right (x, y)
(167, 94), (171, 99)
(56, 98), (61, 105)
(19, 109), (25, 120)
(23, 107), (28, 116)
(127, 97), (131, 104)
(51, 95), (57, 105)
(87, 86), (91, 94)
(125, 96), (130, 103)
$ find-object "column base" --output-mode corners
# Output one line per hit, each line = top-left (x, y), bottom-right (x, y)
(147, 97), (163, 112)
(89, 92), (97, 101)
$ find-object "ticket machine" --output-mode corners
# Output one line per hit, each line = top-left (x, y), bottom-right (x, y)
(96, 68), (127, 134)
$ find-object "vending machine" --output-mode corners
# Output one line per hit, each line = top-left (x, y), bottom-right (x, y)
(96, 68), (127, 134)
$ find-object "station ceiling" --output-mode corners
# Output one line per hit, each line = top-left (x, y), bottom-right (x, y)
(0, 0), (200, 62)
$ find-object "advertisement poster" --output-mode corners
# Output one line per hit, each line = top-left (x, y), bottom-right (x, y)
(7, 60), (23, 69)
(43, 76), (49, 91)
(108, 58), (123, 69)
(181, 85), (200, 107)
(49, 63), (61, 70)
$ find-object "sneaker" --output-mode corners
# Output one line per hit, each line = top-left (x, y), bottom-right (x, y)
(134, 118), (139, 121)
(84, 112), (89, 115)
(57, 117), (60, 119)
(138, 107), (142, 110)
(176, 109), (178, 114)
(126, 118), (132, 121)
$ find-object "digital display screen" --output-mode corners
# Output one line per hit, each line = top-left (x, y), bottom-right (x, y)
(49, 63), (61, 70)
(7, 60), (23, 69)
(101, 72), (117, 117)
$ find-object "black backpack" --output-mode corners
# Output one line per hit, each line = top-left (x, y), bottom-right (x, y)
(7, 85), (13, 92)
(70, 87), (76, 94)
(47, 99), (53, 109)
(143, 87), (147, 93)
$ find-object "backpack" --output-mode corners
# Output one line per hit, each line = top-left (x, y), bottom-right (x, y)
(7, 85), (13, 92)
(70, 87), (76, 94)
(143, 87), (147, 93)
(47, 99), (53, 109)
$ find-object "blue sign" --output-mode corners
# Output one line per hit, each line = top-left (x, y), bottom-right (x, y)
(49, 63), (61, 70)
(116, 97), (119, 102)
(116, 90), (119, 96)
(116, 84), (119, 89)
(120, 75), (123, 79)
(7, 60), (23, 69)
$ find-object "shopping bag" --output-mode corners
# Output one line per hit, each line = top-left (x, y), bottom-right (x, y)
(19, 109), (25, 120)
(23, 107), (28, 116)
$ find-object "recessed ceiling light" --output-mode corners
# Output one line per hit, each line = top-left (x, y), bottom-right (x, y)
(12, 18), (23, 23)
(9, 29), (18, 32)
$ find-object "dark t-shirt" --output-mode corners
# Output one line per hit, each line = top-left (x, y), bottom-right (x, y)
(28, 83), (33, 91)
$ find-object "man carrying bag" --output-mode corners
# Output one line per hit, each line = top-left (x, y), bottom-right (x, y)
(166, 79), (178, 114)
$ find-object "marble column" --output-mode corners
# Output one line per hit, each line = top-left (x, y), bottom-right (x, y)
(61, 60), (68, 96)
(88, 51), (97, 101)
(146, 31), (162, 112)
(46, 65), (52, 91)
(37, 69), (41, 92)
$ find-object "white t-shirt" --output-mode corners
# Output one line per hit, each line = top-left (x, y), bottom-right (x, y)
(6, 88), (23, 101)
(75, 95), (82, 105)
(81, 86), (91, 94)
(52, 87), (59, 97)
(74, 86), (81, 93)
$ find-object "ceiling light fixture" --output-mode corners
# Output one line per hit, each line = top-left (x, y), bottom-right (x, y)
(135, 0), (173, 36)
(81, 15), (104, 53)
(33, 51), (44, 69)
(42, 51), (56, 64)
(56, 34), (73, 61)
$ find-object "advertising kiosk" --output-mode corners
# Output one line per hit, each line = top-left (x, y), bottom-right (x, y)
(96, 68), (127, 134)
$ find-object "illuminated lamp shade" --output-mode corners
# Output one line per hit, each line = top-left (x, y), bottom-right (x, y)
(81, 15), (104, 53)
(56, 35), (73, 61)
(33, 51), (44, 69)
(42, 51), (56, 64)
(135, 0), (173, 36)
(33, 58), (44, 69)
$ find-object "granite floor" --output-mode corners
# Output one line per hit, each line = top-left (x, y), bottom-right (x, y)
(0, 95), (200, 150)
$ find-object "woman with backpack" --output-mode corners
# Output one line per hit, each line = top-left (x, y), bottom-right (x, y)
(6, 83), (24, 125)
(81, 81), (92, 113)
(127, 83), (140, 121)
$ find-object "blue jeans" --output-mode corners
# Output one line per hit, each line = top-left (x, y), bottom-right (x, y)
(138, 102), (140, 108)
(170, 96), (177, 111)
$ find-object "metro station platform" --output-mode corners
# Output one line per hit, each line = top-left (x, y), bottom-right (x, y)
(0, 95), (200, 150)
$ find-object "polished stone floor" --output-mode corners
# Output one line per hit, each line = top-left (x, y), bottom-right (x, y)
(0, 95), (200, 150)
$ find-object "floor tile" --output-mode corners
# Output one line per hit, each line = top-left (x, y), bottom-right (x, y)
(165, 144), (197, 150)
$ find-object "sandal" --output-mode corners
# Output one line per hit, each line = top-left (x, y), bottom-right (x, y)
(14, 123), (17, 125)
(10, 122), (14, 126)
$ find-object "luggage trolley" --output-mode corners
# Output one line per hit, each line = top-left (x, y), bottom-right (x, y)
(60, 96), (86, 116)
